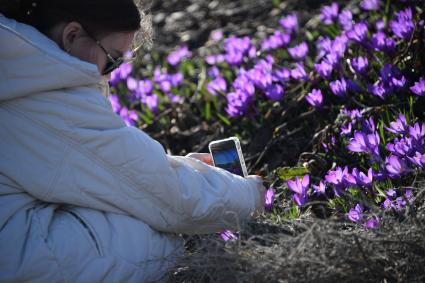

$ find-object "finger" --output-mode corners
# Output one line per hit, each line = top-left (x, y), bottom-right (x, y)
(201, 154), (213, 166)
(186, 153), (213, 165)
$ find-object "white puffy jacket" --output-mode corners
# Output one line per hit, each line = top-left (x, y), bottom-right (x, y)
(0, 15), (262, 283)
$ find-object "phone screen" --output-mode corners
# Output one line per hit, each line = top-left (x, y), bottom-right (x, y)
(210, 140), (244, 177)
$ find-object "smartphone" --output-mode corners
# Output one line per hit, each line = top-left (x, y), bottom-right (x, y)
(208, 137), (248, 177)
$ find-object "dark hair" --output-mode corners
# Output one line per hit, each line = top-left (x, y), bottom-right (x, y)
(0, 0), (142, 37)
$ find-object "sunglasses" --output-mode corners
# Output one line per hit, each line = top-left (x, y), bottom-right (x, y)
(84, 29), (141, 75)
(94, 40), (125, 75)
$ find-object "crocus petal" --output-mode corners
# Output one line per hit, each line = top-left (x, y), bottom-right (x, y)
(302, 174), (310, 188)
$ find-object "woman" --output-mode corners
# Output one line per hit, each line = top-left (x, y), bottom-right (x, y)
(0, 0), (266, 282)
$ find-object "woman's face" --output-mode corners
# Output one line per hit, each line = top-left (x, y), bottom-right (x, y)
(57, 22), (135, 77)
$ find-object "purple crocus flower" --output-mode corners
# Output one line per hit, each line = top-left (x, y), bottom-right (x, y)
(325, 166), (348, 187)
(208, 67), (220, 78)
(273, 68), (291, 83)
(386, 137), (414, 157)
(279, 14), (299, 34)
(341, 122), (353, 136)
(371, 32), (396, 54)
(351, 56), (369, 74)
(348, 131), (380, 156)
(316, 37), (333, 58)
(141, 94), (159, 112)
(292, 191), (309, 207)
(119, 107), (138, 127)
(348, 204), (363, 222)
(246, 59), (274, 90)
(225, 52), (244, 66)
(205, 55), (216, 65)
(207, 76), (227, 96)
(170, 73), (184, 87)
(325, 166), (350, 196)
(389, 7), (415, 40)
(344, 171), (358, 187)
(288, 42), (309, 60)
(265, 188), (275, 211)
(225, 90), (252, 117)
(159, 80), (172, 93)
(362, 117), (376, 134)
(261, 31), (291, 51)
(338, 10), (353, 31)
(324, 52), (340, 68)
(351, 168), (373, 187)
(247, 45), (257, 59)
(385, 114), (408, 135)
(332, 35), (349, 58)
(390, 75), (407, 89)
(320, 3), (339, 25)
(108, 94), (121, 113)
(287, 175), (310, 206)
(167, 46), (192, 66)
(382, 198), (393, 210)
(395, 197), (407, 211)
(224, 36), (254, 65)
(305, 89), (324, 108)
(137, 79), (153, 96)
(168, 93), (184, 104)
(408, 151), (425, 168)
(126, 77), (138, 93)
(291, 63), (309, 81)
(405, 188), (414, 203)
(287, 175), (310, 195)
(109, 62), (133, 87)
(346, 22), (369, 43)
(220, 230), (239, 241)
(408, 122), (425, 141)
(234, 72), (256, 96)
(210, 30), (223, 41)
(368, 81), (387, 99)
(264, 84), (284, 101)
(370, 64), (407, 99)
(315, 60), (333, 79)
(386, 189), (397, 198)
(360, 0), (380, 11)
(342, 108), (362, 120)
(375, 19), (385, 31)
(364, 217), (380, 229)
(410, 78), (425, 96)
(205, 54), (225, 65)
(329, 78), (347, 98)
(394, 196), (406, 211)
(153, 66), (167, 84)
(313, 181), (326, 194)
(247, 69), (271, 90)
(385, 155), (409, 178)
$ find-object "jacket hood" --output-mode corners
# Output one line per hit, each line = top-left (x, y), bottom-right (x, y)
(0, 14), (102, 101)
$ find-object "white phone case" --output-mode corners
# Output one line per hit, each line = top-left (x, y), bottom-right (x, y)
(208, 137), (248, 177)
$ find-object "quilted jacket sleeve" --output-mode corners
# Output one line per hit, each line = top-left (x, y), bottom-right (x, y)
(1, 88), (262, 235)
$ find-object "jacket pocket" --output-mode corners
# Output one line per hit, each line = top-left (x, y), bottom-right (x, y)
(61, 207), (103, 256)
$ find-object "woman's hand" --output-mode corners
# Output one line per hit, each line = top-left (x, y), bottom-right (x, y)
(185, 153), (213, 166)
(186, 153), (265, 215)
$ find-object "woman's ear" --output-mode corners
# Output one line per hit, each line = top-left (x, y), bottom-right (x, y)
(62, 22), (84, 53)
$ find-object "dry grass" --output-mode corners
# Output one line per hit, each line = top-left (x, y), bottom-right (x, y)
(167, 182), (425, 283)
